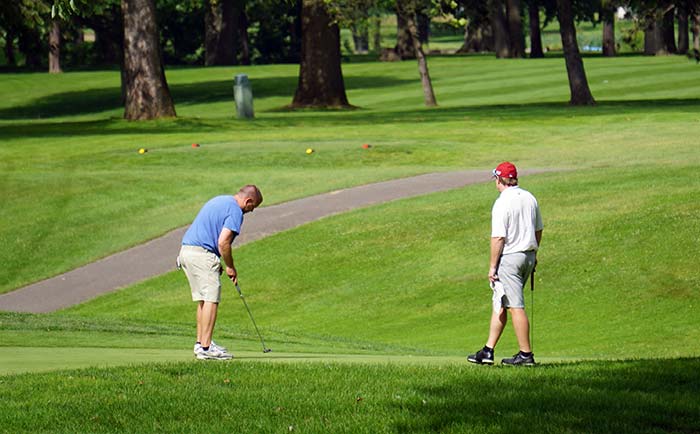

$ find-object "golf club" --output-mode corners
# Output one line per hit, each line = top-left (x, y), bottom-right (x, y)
(235, 282), (272, 353)
(530, 265), (535, 352)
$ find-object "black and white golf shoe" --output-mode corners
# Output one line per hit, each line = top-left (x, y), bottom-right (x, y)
(501, 351), (536, 366)
(467, 346), (494, 365)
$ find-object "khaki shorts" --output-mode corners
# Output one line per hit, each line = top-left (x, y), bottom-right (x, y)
(179, 245), (222, 303)
(495, 251), (536, 309)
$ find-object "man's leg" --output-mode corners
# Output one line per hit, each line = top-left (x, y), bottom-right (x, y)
(486, 307), (507, 349)
(196, 301), (204, 344)
(198, 301), (219, 348)
(509, 307), (531, 353)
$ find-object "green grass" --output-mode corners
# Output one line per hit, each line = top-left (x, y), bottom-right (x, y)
(1, 53), (700, 433)
(1, 55), (699, 293)
(1, 359), (698, 433)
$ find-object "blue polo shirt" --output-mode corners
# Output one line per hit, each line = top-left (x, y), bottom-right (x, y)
(182, 195), (243, 257)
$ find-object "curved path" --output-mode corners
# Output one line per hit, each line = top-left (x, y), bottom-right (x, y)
(0, 169), (548, 313)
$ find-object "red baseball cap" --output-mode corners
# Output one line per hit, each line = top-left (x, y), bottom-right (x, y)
(493, 161), (518, 179)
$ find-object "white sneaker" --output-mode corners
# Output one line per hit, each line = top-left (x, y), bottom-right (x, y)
(196, 346), (233, 360)
(211, 340), (228, 352)
(194, 341), (228, 355)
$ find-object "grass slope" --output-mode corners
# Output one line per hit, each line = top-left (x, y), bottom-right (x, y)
(1, 54), (699, 433)
(39, 166), (696, 360)
(1, 56), (699, 293)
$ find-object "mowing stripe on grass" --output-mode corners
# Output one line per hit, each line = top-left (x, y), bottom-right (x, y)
(0, 169), (552, 314)
(2, 346), (587, 376)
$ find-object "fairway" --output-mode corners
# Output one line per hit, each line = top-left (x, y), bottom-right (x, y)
(1, 52), (700, 433)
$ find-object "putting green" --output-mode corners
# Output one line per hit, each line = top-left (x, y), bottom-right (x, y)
(1, 347), (580, 375)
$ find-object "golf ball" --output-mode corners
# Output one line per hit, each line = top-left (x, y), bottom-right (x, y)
(306, 148), (314, 154)
(138, 148), (147, 154)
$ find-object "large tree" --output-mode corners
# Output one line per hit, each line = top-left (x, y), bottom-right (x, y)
(399, 0), (437, 106)
(662, 5), (677, 53)
(122, 0), (176, 119)
(557, 0), (594, 105)
(693, 9), (700, 58)
(527, 0), (544, 58)
(49, 18), (62, 73)
(290, 0), (349, 108)
(205, 0), (236, 65)
(394, 5), (416, 59)
(601, 0), (616, 57)
(678, 2), (690, 54)
(506, 0), (525, 57)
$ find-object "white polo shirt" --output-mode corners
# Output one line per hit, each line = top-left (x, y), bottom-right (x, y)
(491, 186), (543, 255)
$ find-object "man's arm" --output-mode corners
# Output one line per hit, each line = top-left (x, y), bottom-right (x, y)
(535, 230), (543, 247)
(489, 237), (505, 283)
(218, 228), (237, 284)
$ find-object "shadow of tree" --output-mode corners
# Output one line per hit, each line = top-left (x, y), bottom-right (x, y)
(0, 74), (415, 120)
(2, 98), (699, 140)
(392, 358), (700, 433)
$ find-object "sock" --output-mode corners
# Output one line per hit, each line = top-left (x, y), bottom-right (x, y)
(484, 345), (493, 352)
(520, 351), (532, 357)
(196, 341), (201, 345)
(202, 346), (209, 351)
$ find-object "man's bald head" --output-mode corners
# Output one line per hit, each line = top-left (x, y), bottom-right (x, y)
(235, 185), (263, 213)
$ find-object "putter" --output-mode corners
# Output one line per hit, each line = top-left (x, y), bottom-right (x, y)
(235, 282), (272, 353)
(530, 266), (535, 352)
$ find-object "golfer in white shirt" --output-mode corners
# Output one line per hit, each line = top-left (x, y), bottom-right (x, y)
(468, 162), (543, 366)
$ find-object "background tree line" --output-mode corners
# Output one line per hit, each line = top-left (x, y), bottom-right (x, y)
(1, 0), (699, 118)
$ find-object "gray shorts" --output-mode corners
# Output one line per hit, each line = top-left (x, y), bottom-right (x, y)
(179, 245), (222, 303)
(494, 251), (536, 309)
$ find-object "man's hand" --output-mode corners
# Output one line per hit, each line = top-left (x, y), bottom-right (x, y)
(489, 266), (499, 283)
(225, 266), (238, 284)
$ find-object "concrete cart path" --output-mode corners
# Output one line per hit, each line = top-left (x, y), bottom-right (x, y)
(0, 169), (547, 313)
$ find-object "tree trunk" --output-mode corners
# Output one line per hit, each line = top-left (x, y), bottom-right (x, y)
(491, 0), (511, 58)
(395, 8), (415, 59)
(49, 20), (62, 74)
(506, 0), (525, 57)
(18, 28), (42, 69)
(693, 13), (700, 62)
(122, 0), (176, 120)
(372, 16), (382, 52)
(404, 8), (437, 106)
(678, 4), (689, 54)
(417, 10), (430, 45)
(602, 6), (616, 57)
(644, 16), (666, 55)
(351, 23), (370, 53)
(557, 0), (595, 105)
(459, 18), (493, 53)
(528, 2), (544, 58)
(290, 0), (350, 108)
(4, 28), (16, 66)
(234, 0), (250, 65)
(205, 0), (236, 65)
(662, 7), (677, 53)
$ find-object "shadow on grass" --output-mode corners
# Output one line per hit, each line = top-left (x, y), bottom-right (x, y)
(0, 74), (414, 120)
(2, 98), (699, 140)
(395, 358), (700, 434)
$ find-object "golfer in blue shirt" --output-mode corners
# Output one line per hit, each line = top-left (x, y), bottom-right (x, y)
(179, 185), (263, 360)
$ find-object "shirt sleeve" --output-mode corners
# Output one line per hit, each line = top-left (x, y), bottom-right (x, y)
(535, 202), (544, 231)
(491, 200), (508, 238)
(223, 210), (243, 235)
